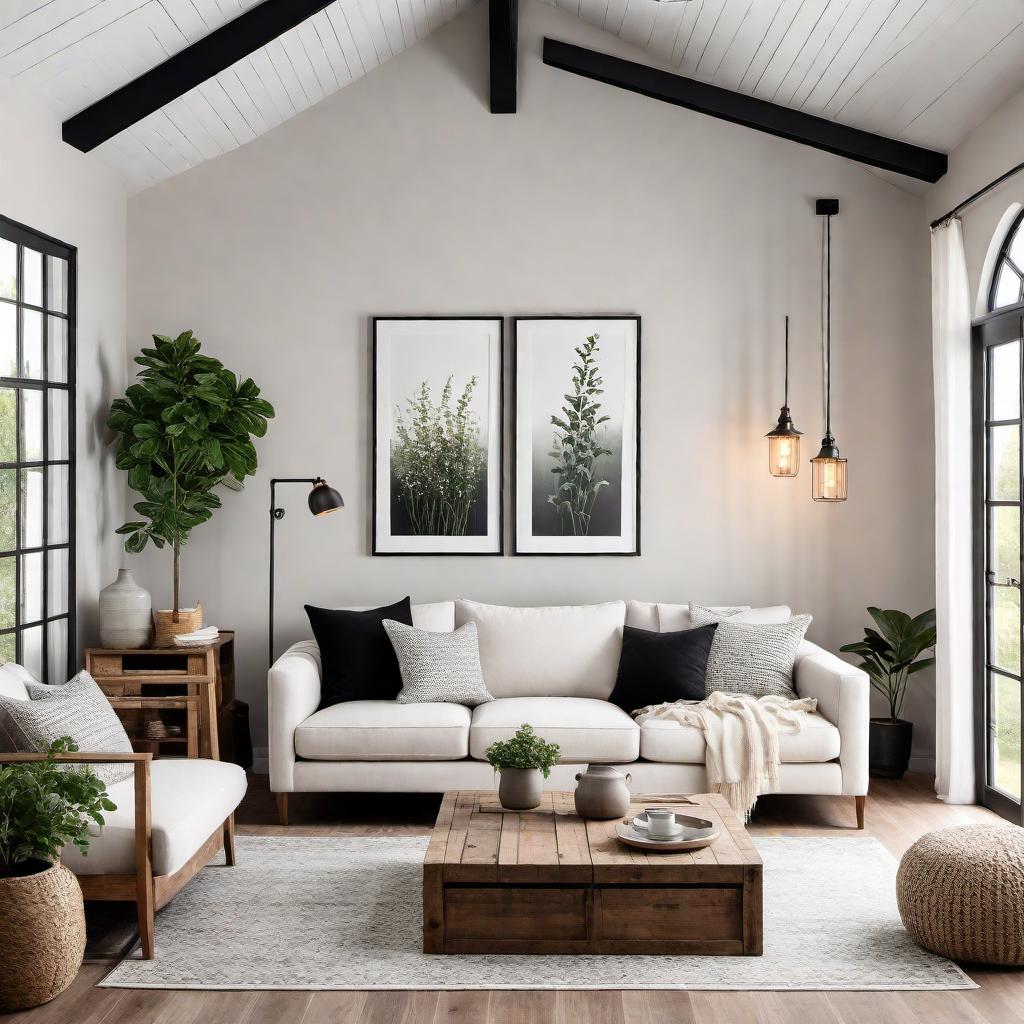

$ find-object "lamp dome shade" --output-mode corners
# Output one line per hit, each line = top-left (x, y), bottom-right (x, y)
(308, 480), (344, 516)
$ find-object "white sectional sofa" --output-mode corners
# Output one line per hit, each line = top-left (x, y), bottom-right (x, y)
(269, 600), (869, 826)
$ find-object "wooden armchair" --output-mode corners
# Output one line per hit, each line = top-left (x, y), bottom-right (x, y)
(1, 750), (244, 959)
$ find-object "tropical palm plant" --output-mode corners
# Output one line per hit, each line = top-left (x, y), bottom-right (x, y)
(840, 607), (936, 722)
(391, 376), (486, 536)
(547, 334), (612, 536)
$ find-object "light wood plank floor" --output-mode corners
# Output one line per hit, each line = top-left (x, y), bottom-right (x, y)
(4, 773), (1021, 1024)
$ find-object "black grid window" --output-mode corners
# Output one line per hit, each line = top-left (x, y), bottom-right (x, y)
(989, 210), (1024, 312)
(0, 216), (76, 684)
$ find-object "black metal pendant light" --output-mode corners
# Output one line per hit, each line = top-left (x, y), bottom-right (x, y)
(810, 199), (848, 502)
(766, 315), (803, 477)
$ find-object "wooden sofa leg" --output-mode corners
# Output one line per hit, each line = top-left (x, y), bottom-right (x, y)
(276, 792), (289, 827)
(224, 814), (236, 865)
(855, 795), (866, 830)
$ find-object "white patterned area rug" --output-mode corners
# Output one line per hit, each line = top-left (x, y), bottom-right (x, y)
(100, 836), (974, 991)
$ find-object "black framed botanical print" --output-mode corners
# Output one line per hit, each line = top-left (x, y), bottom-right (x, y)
(513, 316), (640, 555)
(373, 317), (503, 555)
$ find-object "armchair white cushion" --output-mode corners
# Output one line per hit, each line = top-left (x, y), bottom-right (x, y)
(63, 758), (246, 876)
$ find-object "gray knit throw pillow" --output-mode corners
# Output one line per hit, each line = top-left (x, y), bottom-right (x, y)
(0, 670), (134, 786)
(383, 620), (493, 707)
(690, 606), (812, 699)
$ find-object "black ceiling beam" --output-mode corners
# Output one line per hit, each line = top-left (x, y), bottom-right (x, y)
(62, 0), (336, 152)
(489, 0), (518, 113)
(543, 38), (947, 183)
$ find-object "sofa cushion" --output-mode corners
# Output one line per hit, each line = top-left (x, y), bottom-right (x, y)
(295, 700), (471, 761)
(306, 597), (414, 708)
(0, 663), (34, 700)
(455, 599), (626, 699)
(625, 601), (659, 630)
(62, 758), (246, 876)
(469, 697), (639, 762)
(411, 602), (456, 632)
(639, 711), (840, 764)
(657, 604), (792, 631)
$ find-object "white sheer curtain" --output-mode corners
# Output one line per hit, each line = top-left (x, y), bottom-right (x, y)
(932, 218), (975, 804)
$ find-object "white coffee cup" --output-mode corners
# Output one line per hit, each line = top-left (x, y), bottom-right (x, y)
(645, 808), (681, 839)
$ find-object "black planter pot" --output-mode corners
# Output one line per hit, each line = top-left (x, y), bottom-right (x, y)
(869, 718), (913, 779)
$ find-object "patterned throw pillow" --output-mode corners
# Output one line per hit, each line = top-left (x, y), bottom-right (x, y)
(0, 670), (134, 786)
(382, 620), (494, 707)
(690, 606), (813, 699)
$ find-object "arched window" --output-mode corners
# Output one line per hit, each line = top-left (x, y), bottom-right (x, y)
(989, 209), (1024, 311)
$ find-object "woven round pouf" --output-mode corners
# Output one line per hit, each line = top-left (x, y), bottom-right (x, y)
(897, 825), (1024, 965)
(0, 863), (86, 1011)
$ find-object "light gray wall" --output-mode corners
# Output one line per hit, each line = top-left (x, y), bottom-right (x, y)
(0, 76), (128, 661)
(126, 0), (935, 762)
(925, 85), (1024, 312)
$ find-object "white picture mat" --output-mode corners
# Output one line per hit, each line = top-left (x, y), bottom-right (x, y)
(374, 319), (502, 553)
(515, 318), (638, 554)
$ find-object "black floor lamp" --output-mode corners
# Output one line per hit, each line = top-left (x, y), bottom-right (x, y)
(269, 477), (344, 665)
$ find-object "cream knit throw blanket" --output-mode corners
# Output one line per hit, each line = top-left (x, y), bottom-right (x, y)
(634, 692), (818, 820)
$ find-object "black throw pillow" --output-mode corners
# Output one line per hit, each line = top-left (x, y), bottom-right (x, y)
(305, 598), (414, 708)
(608, 623), (718, 714)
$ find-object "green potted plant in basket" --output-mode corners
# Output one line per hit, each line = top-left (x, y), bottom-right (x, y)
(0, 739), (116, 1011)
(485, 724), (561, 810)
(107, 331), (274, 644)
(840, 607), (936, 779)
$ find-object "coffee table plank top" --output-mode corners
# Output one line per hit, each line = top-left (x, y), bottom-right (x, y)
(434, 791), (759, 885)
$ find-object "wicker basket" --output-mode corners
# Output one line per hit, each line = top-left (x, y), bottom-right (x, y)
(152, 603), (204, 647)
(0, 862), (86, 1011)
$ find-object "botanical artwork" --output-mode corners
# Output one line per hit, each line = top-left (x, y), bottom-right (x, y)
(374, 318), (502, 555)
(514, 317), (640, 555)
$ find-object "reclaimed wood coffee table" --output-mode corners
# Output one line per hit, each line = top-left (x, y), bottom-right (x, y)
(423, 791), (762, 955)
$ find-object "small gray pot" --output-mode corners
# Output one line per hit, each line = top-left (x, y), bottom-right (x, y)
(497, 767), (542, 810)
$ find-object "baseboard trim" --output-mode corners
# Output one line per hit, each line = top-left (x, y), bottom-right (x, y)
(252, 748), (268, 774)
(908, 755), (935, 775)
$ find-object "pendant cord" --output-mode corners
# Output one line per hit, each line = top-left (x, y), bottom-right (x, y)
(783, 314), (789, 408)
(826, 214), (832, 438)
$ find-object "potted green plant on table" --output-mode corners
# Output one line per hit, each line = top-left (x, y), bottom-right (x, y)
(107, 331), (274, 644)
(0, 739), (116, 1011)
(840, 607), (936, 779)
(485, 724), (561, 810)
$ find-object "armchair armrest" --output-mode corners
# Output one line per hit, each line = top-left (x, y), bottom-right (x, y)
(794, 641), (869, 796)
(268, 640), (322, 793)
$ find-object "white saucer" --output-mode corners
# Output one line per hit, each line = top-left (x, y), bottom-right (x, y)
(615, 822), (720, 852)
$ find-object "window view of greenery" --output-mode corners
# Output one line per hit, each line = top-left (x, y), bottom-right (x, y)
(991, 353), (1022, 797)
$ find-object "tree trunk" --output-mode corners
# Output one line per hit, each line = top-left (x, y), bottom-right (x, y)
(172, 539), (180, 621)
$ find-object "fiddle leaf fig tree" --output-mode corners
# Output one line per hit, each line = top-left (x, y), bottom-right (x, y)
(107, 331), (274, 617)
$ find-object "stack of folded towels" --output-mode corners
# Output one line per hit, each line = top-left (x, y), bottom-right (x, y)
(173, 625), (220, 648)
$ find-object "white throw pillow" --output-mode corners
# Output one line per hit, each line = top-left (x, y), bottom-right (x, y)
(454, 599), (626, 699)
(658, 604), (792, 632)
(690, 606), (813, 699)
(383, 620), (493, 707)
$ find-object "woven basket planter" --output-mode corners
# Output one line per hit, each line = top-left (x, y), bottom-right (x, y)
(897, 824), (1024, 965)
(0, 862), (86, 1011)
(152, 603), (203, 647)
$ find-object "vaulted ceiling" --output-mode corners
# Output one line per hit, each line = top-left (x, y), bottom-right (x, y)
(3, 0), (1024, 192)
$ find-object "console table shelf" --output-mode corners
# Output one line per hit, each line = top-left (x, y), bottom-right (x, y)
(85, 632), (236, 762)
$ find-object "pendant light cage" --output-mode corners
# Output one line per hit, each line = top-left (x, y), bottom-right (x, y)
(811, 200), (848, 502)
(766, 314), (802, 477)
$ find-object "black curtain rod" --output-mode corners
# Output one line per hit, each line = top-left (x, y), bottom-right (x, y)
(930, 159), (1024, 229)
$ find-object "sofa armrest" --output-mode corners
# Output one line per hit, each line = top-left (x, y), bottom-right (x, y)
(794, 640), (870, 796)
(268, 641), (322, 793)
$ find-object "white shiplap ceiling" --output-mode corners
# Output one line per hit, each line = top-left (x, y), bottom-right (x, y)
(2, 0), (1024, 192)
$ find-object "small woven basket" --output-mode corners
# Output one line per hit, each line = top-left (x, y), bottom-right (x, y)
(152, 603), (203, 647)
(0, 863), (86, 1011)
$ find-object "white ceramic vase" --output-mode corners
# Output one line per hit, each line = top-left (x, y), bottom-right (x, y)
(99, 569), (152, 649)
